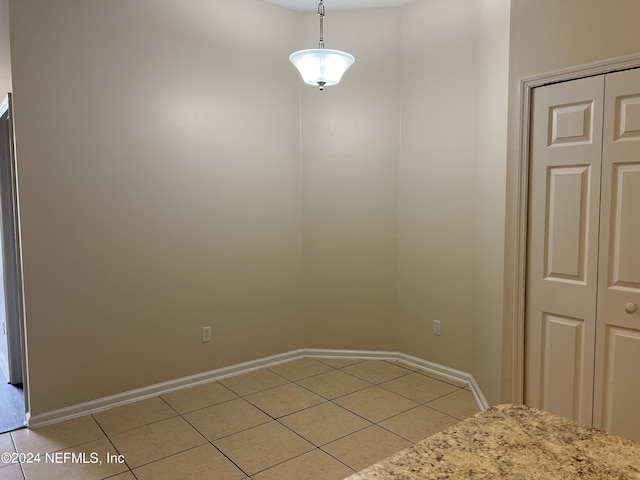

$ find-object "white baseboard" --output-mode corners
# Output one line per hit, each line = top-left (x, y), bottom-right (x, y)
(395, 352), (490, 410)
(304, 349), (489, 410)
(28, 349), (305, 428)
(29, 349), (488, 428)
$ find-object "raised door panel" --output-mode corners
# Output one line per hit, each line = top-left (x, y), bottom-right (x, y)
(593, 69), (640, 441)
(525, 76), (604, 425)
(545, 166), (590, 283)
(597, 327), (640, 441)
(608, 163), (640, 291)
(539, 313), (586, 419)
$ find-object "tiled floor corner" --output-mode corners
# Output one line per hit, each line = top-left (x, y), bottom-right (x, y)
(0, 358), (480, 479)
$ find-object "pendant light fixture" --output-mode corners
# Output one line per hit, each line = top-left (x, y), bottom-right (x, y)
(289, 0), (355, 90)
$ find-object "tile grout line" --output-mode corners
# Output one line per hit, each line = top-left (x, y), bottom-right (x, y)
(217, 360), (371, 477)
(11, 416), (127, 476)
(186, 411), (273, 443)
(10, 359), (479, 479)
(259, 363), (473, 454)
(253, 365), (419, 473)
(209, 393), (312, 479)
(273, 363), (478, 472)
(91, 397), (182, 437)
(91, 412), (137, 479)
(248, 445), (357, 479)
(206, 441), (251, 479)
(156, 395), (254, 477)
(317, 446), (358, 476)
(14, 429), (26, 480)
(166, 393), (241, 418)
(95, 397), (214, 477)
(215, 362), (472, 474)
(374, 420), (423, 445)
(165, 386), (260, 479)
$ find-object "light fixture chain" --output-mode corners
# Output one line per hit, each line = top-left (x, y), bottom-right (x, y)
(318, 0), (325, 49)
(289, 0), (354, 90)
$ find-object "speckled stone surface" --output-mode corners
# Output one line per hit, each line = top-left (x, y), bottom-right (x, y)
(346, 404), (640, 479)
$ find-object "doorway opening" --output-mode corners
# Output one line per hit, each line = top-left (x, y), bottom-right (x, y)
(0, 370), (24, 433)
(0, 94), (26, 433)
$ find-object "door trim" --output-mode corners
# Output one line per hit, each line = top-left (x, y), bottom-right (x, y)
(1, 94), (24, 385)
(0, 93), (29, 423)
(507, 52), (640, 403)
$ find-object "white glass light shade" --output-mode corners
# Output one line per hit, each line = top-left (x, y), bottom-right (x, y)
(289, 49), (355, 88)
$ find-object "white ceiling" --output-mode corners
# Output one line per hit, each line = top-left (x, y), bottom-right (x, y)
(263, 0), (416, 12)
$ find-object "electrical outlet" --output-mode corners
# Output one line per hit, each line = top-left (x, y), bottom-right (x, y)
(202, 326), (212, 343)
(433, 320), (441, 336)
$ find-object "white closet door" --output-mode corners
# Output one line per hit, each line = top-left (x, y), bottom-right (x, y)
(525, 76), (604, 425)
(593, 69), (640, 441)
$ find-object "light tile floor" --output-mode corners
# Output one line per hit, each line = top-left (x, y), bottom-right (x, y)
(0, 358), (480, 480)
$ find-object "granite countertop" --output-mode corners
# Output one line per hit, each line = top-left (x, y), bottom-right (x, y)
(346, 404), (640, 479)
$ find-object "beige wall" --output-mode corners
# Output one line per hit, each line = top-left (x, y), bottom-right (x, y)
(399, 0), (475, 373)
(472, 0), (510, 406)
(502, 0), (640, 401)
(0, 0), (10, 94)
(10, 0), (303, 415)
(8, 0), (514, 416)
(302, 2), (510, 404)
(398, 0), (509, 400)
(301, 8), (401, 352)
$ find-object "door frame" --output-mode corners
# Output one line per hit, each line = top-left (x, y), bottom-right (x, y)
(506, 52), (640, 403)
(0, 93), (28, 422)
(0, 94), (24, 385)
